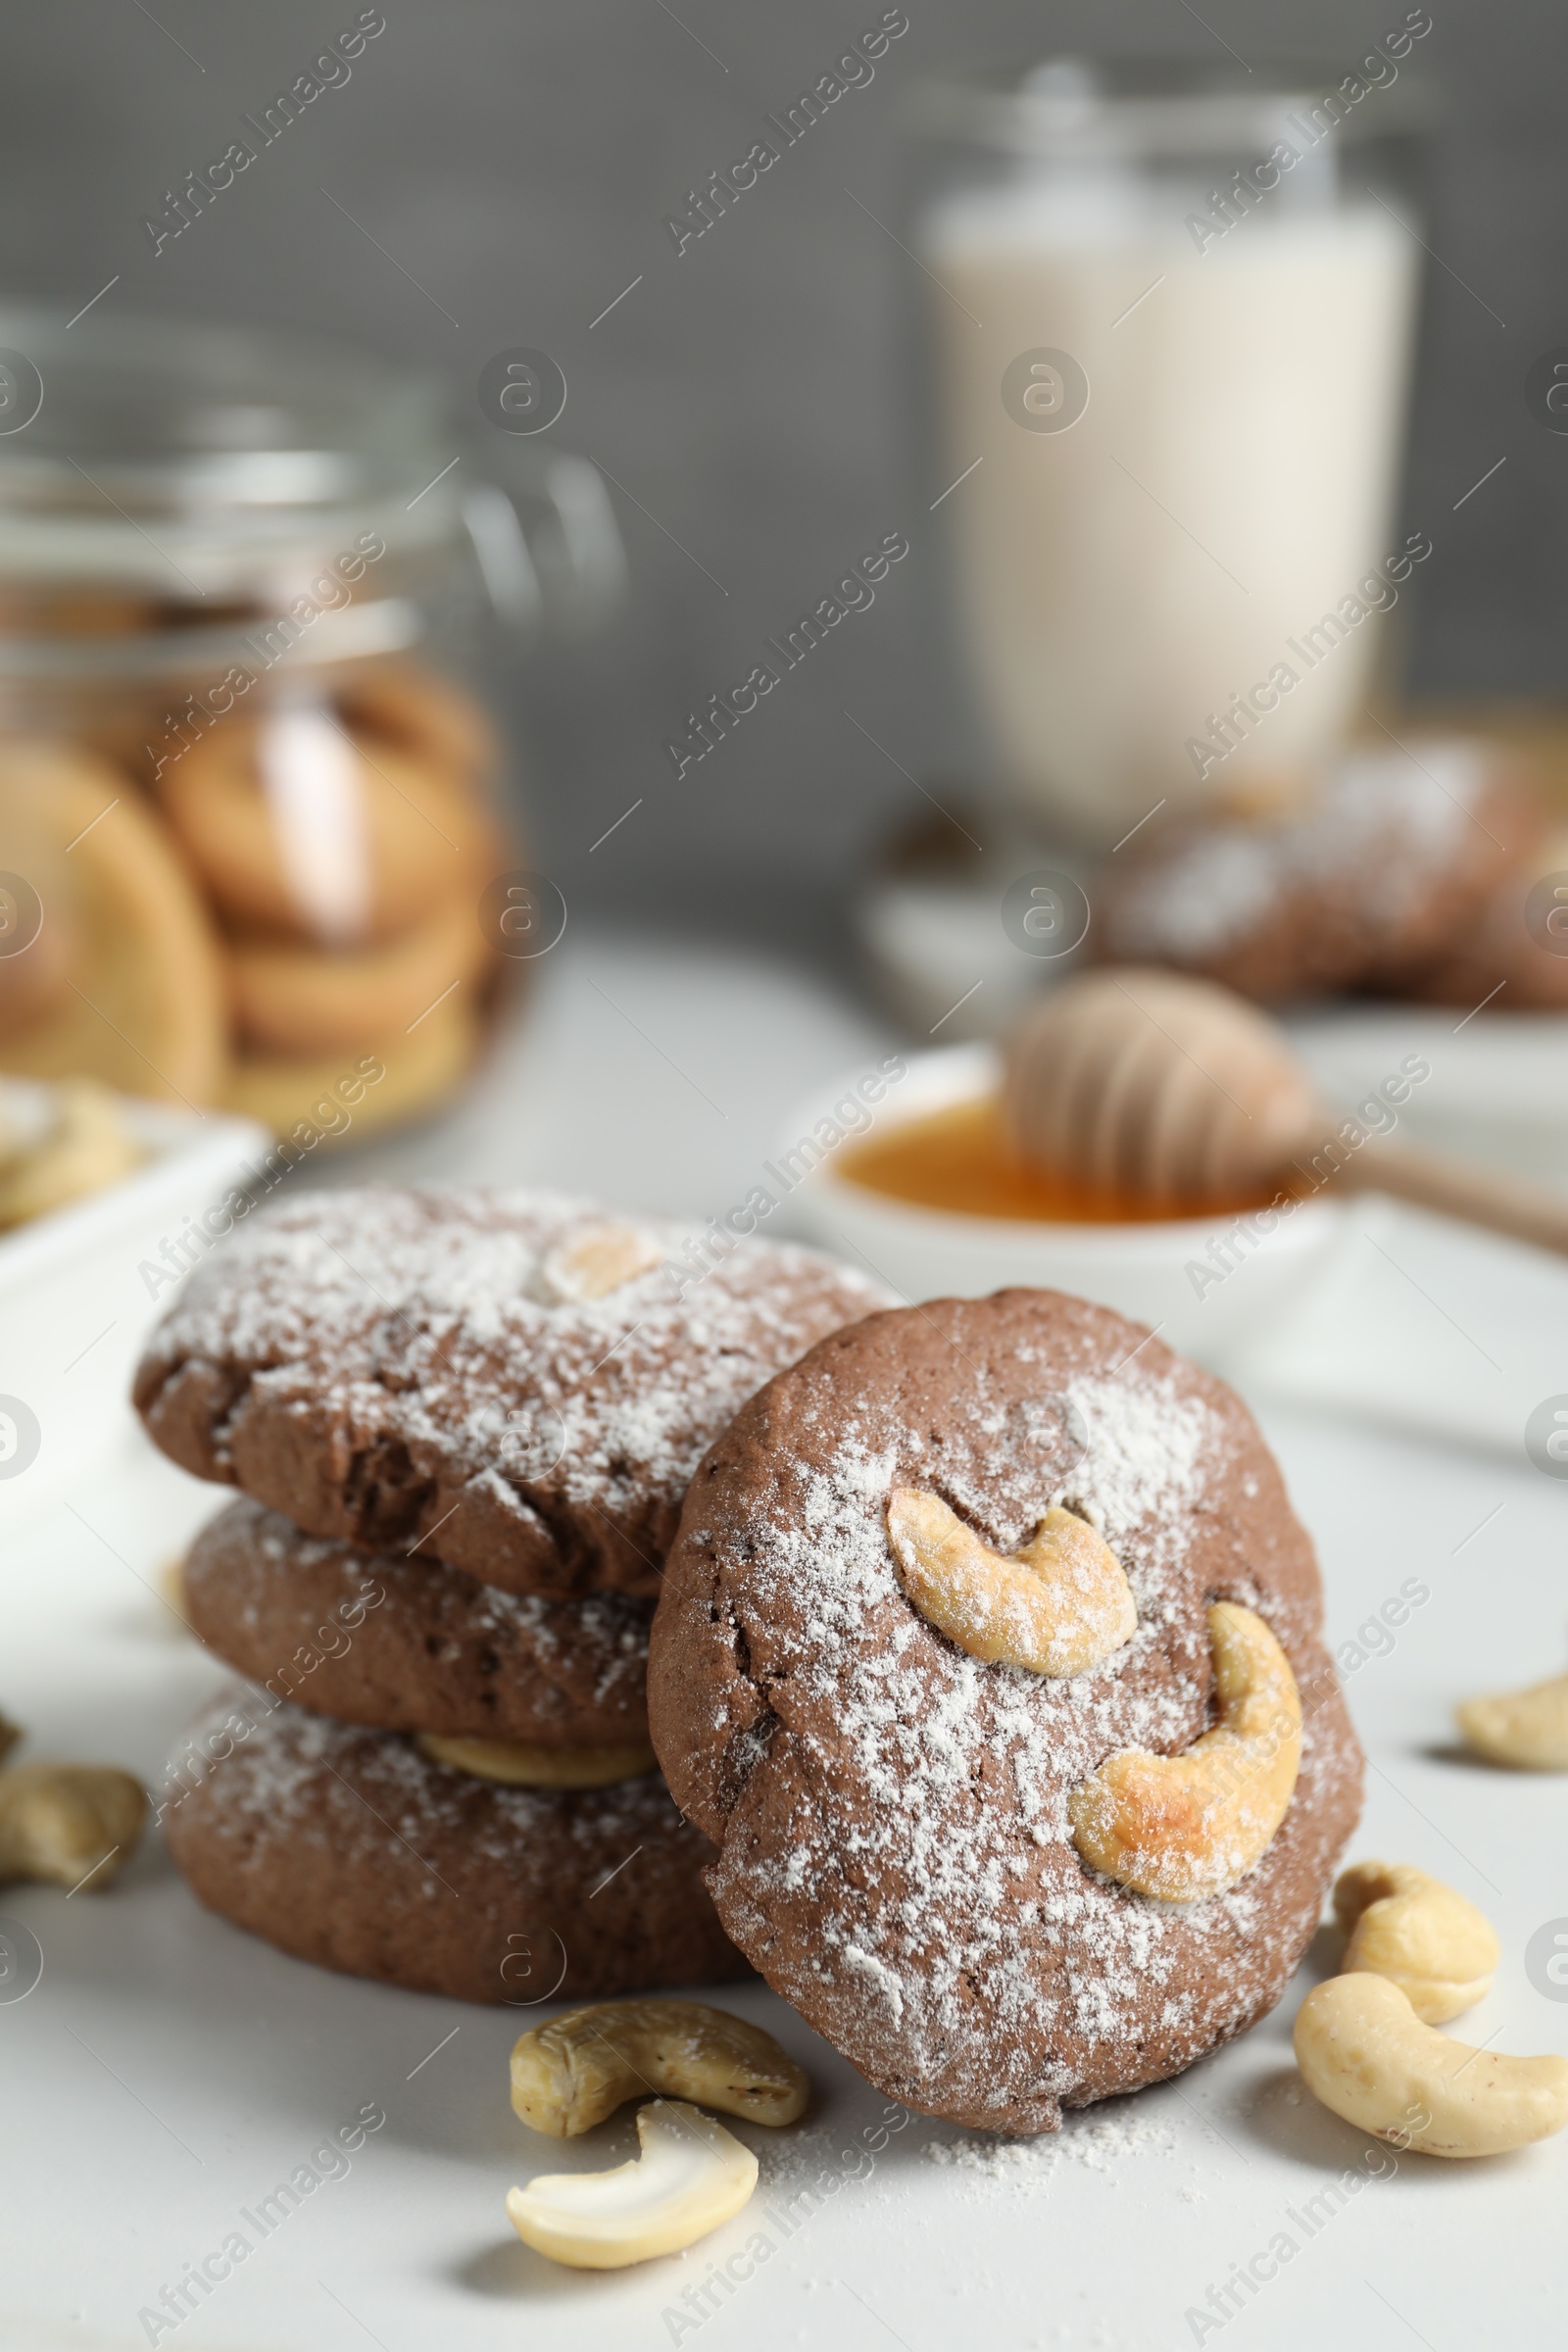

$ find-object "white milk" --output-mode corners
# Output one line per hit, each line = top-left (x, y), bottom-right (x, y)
(923, 180), (1419, 844)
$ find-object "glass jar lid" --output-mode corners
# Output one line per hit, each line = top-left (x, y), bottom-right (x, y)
(0, 304), (460, 602)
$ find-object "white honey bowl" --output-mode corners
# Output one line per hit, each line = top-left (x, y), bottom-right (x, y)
(785, 1043), (1348, 1367)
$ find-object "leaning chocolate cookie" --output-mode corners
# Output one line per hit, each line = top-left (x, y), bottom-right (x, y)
(1396, 823), (1568, 1010)
(1092, 746), (1541, 1004)
(648, 1290), (1362, 2134)
(164, 1692), (745, 2003)
(134, 1189), (886, 1598)
(182, 1497), (655, 1743)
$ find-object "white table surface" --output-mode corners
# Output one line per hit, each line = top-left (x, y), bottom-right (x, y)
(5, 931), (1567, 2352)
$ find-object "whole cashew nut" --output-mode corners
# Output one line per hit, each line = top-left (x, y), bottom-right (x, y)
(1068, 1602), (1300, 1901)
(1333, 1861), (1499, 2024)
(1294, 1974), (1568, 2158)
(511, 1999), (809, 2137)
(0, 1762), (146, 1890)
(1456, 1672), (1568, 1770)
(506, 2099), (758, 2269)
(886, 1489), (1137, 1677)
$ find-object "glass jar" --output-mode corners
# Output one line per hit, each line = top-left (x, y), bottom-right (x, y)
(0, 307), (621, 1138)
(902, 51), (1432, 849)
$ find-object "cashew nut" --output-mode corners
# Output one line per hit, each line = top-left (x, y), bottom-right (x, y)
(1068, 1602), (1300, 1900)
(0, 1762), (146, 1890)
(1295, 1974), (1568, 2158)
(1333, 1861), (1499, 2024)
(886, 1489), (1137, 1677)
(1457, 1671), (1568, 1770)
(506, 2098), (757, 2268)
(157, 1555), (190, 1628)
(416, 1734), (657, 1788)
(540, 1223), (664, 1304)
(0, 1080), (142, 1232)
(511, 1999), (809, 2137)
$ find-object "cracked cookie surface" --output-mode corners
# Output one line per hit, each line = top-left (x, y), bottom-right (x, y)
(134, 1187), (886, 1598)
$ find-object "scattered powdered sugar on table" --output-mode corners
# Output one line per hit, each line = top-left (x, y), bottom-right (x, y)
(925, 2100), (1178, 2181)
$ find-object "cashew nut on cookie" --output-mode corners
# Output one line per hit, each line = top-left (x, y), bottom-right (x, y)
(1068, 1602), (1300, 1901)
(887, 1489), (1137, 1677)
(540, 1222), (664, 1304)
(416, 1734), (657, 1788)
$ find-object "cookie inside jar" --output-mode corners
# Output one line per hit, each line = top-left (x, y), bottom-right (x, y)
(0, 304), (620, 1139)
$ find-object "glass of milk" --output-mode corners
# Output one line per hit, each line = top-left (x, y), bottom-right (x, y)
(905, 53), (1431, 849)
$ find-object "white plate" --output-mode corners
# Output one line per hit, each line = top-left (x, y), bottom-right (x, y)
(0, 1085), (267, 1539)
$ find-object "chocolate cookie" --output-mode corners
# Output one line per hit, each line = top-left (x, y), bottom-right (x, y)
(164, 1691), (745, 2003)
(183, 1497), (654, 1743)
(1396, 823), (1568, 1011)
(648, 1290), (1362, 2134)
(1093, 743), (1542, 1004)
(134, 1190), (886, 1598)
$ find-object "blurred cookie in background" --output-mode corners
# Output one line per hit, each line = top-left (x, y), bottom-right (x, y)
(224, 894), (494, 1057)
(154, 695), (497, 945)
(338, 662), (501, 794)
(0, 739), (227, 1103)
(0, 803), (76, 1043)
(1091, 739), (1545, 1004)
(1399, 825), (1568, 1010)
(222, 987), (483, 1141)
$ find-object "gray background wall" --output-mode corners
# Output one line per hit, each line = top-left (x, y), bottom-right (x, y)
(0, 1), (1561, 957)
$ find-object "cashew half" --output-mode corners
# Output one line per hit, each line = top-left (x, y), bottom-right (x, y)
(506, 2098), (757, 2268)
(156, 1555), (191, 1628)
(0, 1080), (142, 1231)
(511, 1999), (809, 2138)
(886, 1489), (1137, 1677)
(1068, 1602), (1300, 1901)
(1457, 1672), (1568, 1770)
(416, 1735), (657, 1788)
(1333, 1861), (1499, 2024)
(0, 1762), (147, 1889)
(540, 1223), (664, 1304)
(1295, 1974), (1568, 2158)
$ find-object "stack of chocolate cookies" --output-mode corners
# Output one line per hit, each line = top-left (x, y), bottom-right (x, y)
(134, 1189), (883, 2004)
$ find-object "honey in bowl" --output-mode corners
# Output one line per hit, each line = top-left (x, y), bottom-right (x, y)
(835, 1096), (1292, 1225)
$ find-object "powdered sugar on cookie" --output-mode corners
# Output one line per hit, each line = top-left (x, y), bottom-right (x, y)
(135, 1188), (887, 1597)
(650, 1290), (1363, 2134)
(1102, 751), (1486, 964)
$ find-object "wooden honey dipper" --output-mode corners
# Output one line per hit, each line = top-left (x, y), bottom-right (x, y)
(1004, 966), (1568, 1256)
